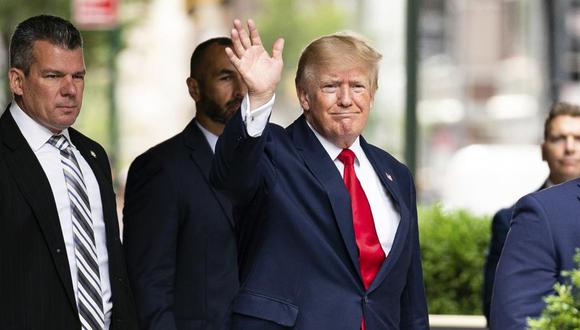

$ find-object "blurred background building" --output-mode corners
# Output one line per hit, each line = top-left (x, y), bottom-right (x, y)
(2, 0), (580, 215)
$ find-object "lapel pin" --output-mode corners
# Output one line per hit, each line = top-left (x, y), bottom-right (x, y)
(90, 150), (97, 158)
(386, 173), (393, 181)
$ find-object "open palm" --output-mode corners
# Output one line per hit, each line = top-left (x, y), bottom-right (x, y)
(226, 19), (284, 108)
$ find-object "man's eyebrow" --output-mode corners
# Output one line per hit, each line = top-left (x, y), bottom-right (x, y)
(217, 69), (236, 75)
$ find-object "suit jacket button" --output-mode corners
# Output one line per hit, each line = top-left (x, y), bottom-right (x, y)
(56, 248), (61, 253)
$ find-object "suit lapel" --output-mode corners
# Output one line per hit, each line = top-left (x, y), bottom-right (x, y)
(69, 129), (118, 248)
(361, 138), (411, 292)
(0, 109), (78, 311)
(290, 116), (361, 278)
(183, 120), (234, 227)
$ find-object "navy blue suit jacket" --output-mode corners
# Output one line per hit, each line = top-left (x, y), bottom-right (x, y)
(123, 120), (238, 330)
(482, 206), (513, 323)
(491, 179), (580, 329)
(483, 184), (546, 323)
(211, 112), (429, 329)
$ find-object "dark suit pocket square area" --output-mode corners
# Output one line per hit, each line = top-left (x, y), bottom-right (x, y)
(231, 290), (298, 328)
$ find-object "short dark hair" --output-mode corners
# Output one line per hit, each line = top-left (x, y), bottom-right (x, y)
(189, 37), (232, 78)
(9, 15), (83, 74)
(544, 102), (580, 140)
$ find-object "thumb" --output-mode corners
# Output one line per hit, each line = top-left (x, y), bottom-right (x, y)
(272, 38), (285, 61)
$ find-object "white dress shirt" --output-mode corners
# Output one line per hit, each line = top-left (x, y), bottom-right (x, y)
(10, 102), (112, 329)
(240, 95), (400, 255)
(196, 120), (219, 153)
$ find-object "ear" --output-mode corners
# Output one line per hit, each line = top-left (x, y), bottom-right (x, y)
(297, 88), (311, 111)
(8, 68), (25, 96)
(186, 77), (201, 102)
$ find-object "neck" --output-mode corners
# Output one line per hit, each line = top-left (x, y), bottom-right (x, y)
(195, 115), (225, 136)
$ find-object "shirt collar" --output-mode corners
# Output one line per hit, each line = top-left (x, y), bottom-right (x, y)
(305, 119), (363, 164)
(10, 101), (72, 151)
(195, 120), (219, 153)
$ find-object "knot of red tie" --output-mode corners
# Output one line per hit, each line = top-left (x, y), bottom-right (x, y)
(337, 148), (355, 166)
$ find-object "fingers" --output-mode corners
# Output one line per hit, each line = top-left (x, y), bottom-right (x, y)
(234, 19), (252, 50)
(247, 19), (262, 46)
(224, 47), (241, 70)
(230, 28), (245, 57)
(272, 38), (285, 62)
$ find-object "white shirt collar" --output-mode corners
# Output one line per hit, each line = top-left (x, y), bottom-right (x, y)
(305, 119), (364, 164)
(10, 101), (72, 151)
(195, 119), (219, 153)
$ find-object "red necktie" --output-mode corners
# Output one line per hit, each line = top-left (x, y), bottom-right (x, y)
(338, 149), (385, 330)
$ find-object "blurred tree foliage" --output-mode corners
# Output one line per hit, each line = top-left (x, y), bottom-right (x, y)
(255, 0), (348, 90)
(419, 204), (491, 315)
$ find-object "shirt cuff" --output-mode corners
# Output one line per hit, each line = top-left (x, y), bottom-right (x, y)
(241, 93), (275, 137)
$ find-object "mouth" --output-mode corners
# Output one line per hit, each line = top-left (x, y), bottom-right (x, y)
(226, 99), (243, 112)
(330, 112), (358, 118)
(561, 159), (580, 166)
(56, 105), (78, 112)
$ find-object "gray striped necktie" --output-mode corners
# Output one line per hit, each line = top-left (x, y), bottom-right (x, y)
(48, 135), (104, 330)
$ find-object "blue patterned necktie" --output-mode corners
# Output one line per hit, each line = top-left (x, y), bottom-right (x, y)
(48, 135), (104, 330)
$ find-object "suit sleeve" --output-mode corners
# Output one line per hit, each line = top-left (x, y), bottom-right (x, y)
(490, 195), (557, 330)
(400, 170), (429, 329)
(123, 153), (179, 330)
(210, 109), (268, 205)
(483, 208), (512, 323)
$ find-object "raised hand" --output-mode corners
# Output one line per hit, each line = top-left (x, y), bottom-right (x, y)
(225, 19), (284, 110)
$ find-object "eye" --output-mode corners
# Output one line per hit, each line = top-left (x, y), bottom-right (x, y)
(352, 84), (366, 93)
(73, 74), (85, 81)
(321, 84), (337, 93)
(549, 136), (566, 144)
(45, 73), (58, 79)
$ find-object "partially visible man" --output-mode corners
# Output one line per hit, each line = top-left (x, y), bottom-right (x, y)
(0, 15), (137, 329)
(490, 103), (580, 329)
(483, 102), (580, 323)
(211, 19), (429, 329)
(123, 37), (245, 330)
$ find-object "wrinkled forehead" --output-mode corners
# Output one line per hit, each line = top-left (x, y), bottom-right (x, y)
(303, 58), (376, 88)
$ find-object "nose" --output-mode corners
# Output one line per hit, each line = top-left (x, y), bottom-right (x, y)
(337, 85), (352, 107)
(60, 75), (77, 97)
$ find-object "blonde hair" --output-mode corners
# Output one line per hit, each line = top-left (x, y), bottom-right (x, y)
(295, 33), (382, 92)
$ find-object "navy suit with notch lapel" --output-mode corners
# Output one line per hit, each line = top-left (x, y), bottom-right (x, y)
(482, 183), (546, 324)
(0, 107), (138, 330)
(123, 119), (238, 330)
(211, 112), (429, 329)
(491, 178), (580, 329)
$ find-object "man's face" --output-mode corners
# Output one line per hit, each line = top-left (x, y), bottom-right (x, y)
(9, 40), (85, 133)
(190, 44), (247, 124)
(299, 65), (374, 148)
(542, 115), (580, 184)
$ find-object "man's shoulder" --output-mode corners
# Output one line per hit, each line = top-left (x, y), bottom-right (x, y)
(362, 140), (409, 173)
(513, 178), (580, 221)
(529, 178), (580, 202)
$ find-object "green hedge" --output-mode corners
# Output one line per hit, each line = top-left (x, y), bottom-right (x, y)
(418, 205), (491, 315)
(528, 249), (580, 329)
